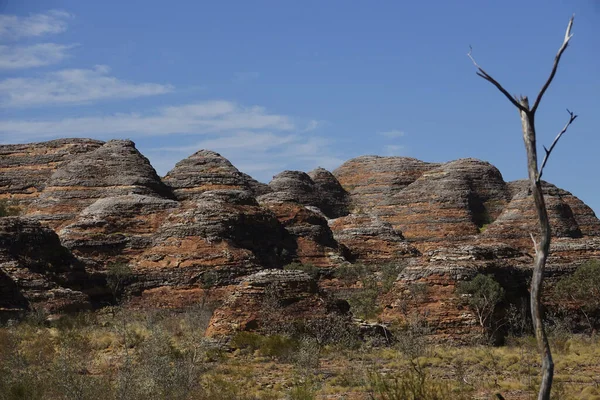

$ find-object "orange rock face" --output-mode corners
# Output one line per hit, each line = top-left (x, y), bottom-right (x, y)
(0, 217), (90, 314)
(206, 270), (350, 337)
(0, 139), (103, 205)
(26, 140), (172, 230)
(329, 213), (419, 263)
(1, 139), (599, 340)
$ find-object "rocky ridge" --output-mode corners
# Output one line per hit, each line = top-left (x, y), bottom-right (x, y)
(0, 139), (598, 339)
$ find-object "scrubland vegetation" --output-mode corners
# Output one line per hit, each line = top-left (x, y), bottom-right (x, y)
(2, 261), (600, 400)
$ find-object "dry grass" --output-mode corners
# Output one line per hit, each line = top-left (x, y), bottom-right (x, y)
(1, 308), (599, 399)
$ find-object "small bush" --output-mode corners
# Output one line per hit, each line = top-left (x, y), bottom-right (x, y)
(259, 335), (300, 362)
(283, 262), (320, 279)
(334, 263), (405, 320)
(0, 200), (20, 218)
(231, 331), (264, 353)
(366, 366), (459, 400)
(553, 260), (600, 332)
(105, 262), (133, 302)
(456, 274), (504, 330)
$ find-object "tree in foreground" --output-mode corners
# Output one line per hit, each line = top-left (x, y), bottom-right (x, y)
(457, 274), (504, 333)
(468, 16), (577, 400)
(554, 259), (600, 332)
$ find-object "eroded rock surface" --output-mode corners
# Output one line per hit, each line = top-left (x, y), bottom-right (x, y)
(1, 138), (599, 340)
(334, 156), (439, 212)
(27, 140), (172, 229)
(330, 213), (419, 262)
(0, 139), (104, 205)
(206, 269), (350, 337)
(260, 201), (345, 267)
(163, 150), (268, 200)
(0, 217), (90, 313)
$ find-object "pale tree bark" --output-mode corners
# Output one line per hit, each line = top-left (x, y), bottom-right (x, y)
(468, 16), (577, 400)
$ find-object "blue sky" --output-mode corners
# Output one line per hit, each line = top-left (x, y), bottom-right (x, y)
(0, 0), (599, 213)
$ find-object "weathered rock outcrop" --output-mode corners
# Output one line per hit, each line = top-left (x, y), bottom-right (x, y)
(1, 139), (599, 340)
(259, 169), (350, 219)
(0, 139), (103, 205)
(27, 140), (172, 229)
(163, 150), (269, 200)
(307, 167), (350, 218)
(481, 180), (594, 248)
(132, 190), (289, 293)
(59, 194), (179, 267)
(334, 156), (440, 212)
(330, 213), (419, 262)
(260, 201), (345, 267)
(206, 269), (350, 337)
(0, 217), (90, 313)
(370, 158), (511, 249)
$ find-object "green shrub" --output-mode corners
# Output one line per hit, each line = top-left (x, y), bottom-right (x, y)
(334, 263), (404, 320)
(366, 366), (459, 400)
(0, 200), (20, 218)
(554, 260), (600, 332)
(456, 274), (504, 330)
(259, 335), (300, 362)
(283, 262), (320, 279)
(231, 331), (264, 353)
(105, 262), (133, 302)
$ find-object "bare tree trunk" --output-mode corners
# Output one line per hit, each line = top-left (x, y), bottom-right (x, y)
(468, 16), (577, 400)
(519, 97), (554, 400)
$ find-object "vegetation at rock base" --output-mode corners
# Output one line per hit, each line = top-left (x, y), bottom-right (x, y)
(283, 262), (321, 279)
(553, 260), (600, 333)
(105, 262), (134, 302)
(1, 304), (599, 400)
(0, 200), (21, 217)
(457, 274), (505, 332)
(334, 263), (403, 320)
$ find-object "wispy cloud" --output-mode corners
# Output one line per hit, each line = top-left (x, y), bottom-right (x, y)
(145, 131), (343, 180)
(0, 10), (343, 182)
(379, 129), (405, 138)
(304, 119), (320, 131)
(0, 10), (71, 40)
(0, 43), (75, 69)
(162, 131), (297, 153)
(0, 65), (173, 107)
(0, 100), (294, 140)
(383, 144), (405, 156)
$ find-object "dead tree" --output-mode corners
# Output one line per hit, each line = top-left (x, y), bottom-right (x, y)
(468, 16), (577, 400)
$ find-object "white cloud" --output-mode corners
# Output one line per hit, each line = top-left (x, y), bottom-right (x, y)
(0, 10), (71, 40)
(0, 43), (74, 69)
(145, 132), (344, 181)
(163, 131), (297, 152)
(0, 101), (295, 140)
(304, 119), (320, 131)
(383, 144), (405, 155)
(0, 65), (173, 107)
(379, 129), (405, 138)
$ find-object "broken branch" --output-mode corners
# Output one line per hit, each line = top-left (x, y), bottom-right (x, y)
(531, 15), (575, 114)
(468, 46), (529, 113)
(538, 109), (578, 182)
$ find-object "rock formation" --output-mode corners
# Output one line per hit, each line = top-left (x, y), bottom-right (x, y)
(333, 156), (440, 212)
(163, 150), (269, 200)
(259, 201), (345, 268)
(0, 217), (90, 314)
(1, 139), (599, 340)
(206, 269), (351, 337)
(330, 213), (420, 263)
(0, 138), (103, 205)
(26, 140), (172, 229)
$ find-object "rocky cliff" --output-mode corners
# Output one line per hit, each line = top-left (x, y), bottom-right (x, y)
(1, 139), (598, 340)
